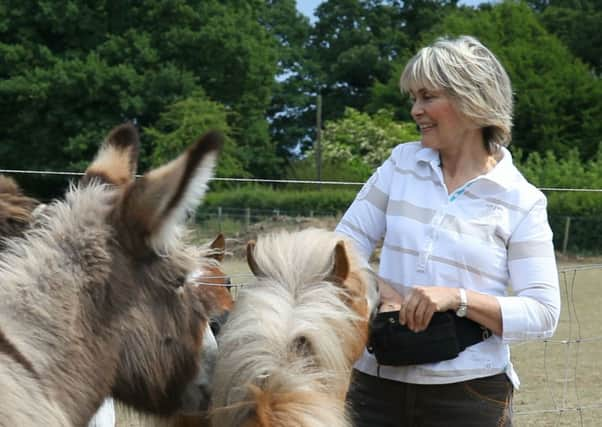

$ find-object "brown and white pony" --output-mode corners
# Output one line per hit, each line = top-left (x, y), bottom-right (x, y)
(210, 228), (380, 427)
(0, 123), (222, 426)
(0, 174), (39, 249)
(192, 233), (235, 338)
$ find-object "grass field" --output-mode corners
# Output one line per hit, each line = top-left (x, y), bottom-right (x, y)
(510, 263), (602, 426)
(117, 257), (602, 426)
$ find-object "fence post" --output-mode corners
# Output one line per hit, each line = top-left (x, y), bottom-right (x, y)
(562, 216), (571, 255)
(245, 207), (251, 231)
(217, 206), (222, 232)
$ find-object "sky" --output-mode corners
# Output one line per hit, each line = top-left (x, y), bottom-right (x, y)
(296, 0), (484, 21)
(296, 0), (323, 21)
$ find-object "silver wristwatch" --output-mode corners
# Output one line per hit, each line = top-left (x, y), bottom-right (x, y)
(456, 288), (468, 317)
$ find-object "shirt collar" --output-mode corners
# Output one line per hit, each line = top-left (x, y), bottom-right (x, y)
(414, 143), (514, 190)
(480, 146), (513, 190)
(415, 144), (440, 166)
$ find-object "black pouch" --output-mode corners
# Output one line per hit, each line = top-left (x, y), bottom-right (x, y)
(367, 310), (490, 366)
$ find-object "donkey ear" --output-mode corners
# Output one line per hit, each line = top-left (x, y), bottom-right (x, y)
(120, 131), (223, 252)
(0, 174), (22, 196)
(331, 241), (350, 282)
(208, 233), (226, 262)
(83, 123), (140, 186)
(246, 240), (264, 277)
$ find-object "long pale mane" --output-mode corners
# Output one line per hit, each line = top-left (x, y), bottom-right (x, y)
(211, 228), (378, 427)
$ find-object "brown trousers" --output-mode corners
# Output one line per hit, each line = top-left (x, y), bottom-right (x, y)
(346, 370), (513, 427)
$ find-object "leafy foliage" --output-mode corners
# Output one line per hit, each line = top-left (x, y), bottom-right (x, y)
(514, 146), (602, 252)
(530, 0), (602, 73)
(0, 0), (278, 179)
(145, 91), (247, 179)
(1, 0), (601, 232)
(435, 2), (602, 159)
(307, 108), (419, 169)
(202, 185), (358, 214)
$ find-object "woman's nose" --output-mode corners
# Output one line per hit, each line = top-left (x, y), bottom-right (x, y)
(411, 100), (423, 119)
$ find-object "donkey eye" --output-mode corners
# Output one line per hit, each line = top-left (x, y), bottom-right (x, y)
(174, 275), (187, 288)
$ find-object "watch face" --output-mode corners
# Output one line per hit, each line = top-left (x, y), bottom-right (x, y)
(457, 306), (467, 317)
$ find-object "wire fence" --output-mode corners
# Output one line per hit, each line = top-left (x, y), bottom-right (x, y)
(511, 264), (602, 426)
(3, 169), (602, 424)
(4, 167), (602, 254)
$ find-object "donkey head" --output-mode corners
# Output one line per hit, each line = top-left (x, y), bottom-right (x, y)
(82, 123), (223, 415)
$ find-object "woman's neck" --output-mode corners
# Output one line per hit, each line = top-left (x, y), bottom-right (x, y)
(439, 136), (499, 194)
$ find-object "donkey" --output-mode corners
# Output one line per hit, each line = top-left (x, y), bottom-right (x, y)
(0, 123), (222, 427)
(0, 174), (39, 249)
(210, 228), (380, 427)
(117, 232), (236, 427)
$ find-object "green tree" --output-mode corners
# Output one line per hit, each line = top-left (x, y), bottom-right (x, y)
(537, 0), (602, 74)
(310, 0), (411, 117)
(525, 0), (602, 74)
(435, 1), (602, 158)
(0, 0), (279, 179)
(370, 1), (602, 159)
(294, 107), (419, 181)
(145, 90), (247, 180)
(263, 0), (318, 157)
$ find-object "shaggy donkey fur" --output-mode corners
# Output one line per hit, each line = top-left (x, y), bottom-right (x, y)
(120, 233), (235, 427)
(210, 228), (380, 427)
(0, 123), (222, 427)
(0, 175), (39, 249)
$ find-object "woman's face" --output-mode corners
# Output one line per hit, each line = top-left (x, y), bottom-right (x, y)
(409, 87), (476, 151)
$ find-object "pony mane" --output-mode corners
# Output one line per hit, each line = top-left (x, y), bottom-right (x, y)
(211, 228), (376, 427)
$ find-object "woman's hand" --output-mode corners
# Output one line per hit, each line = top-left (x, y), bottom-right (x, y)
(377, 277), (404, 313)
(399, 286), (460, 332)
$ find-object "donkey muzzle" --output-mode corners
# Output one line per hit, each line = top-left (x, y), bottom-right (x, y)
(179, 322), (218, 414)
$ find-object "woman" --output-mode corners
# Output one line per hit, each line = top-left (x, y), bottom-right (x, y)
(336, 35), (560, 426)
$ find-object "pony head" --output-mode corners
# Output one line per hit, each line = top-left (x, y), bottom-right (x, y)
(211, 228), (379, 427)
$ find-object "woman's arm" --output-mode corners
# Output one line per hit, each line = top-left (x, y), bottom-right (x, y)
(398, 197), (560, 340)
(497, 198), (560, 342)
(335, 155), (396, 262)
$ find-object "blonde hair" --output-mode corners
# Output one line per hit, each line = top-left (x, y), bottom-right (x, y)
(399, 35), (513, 150)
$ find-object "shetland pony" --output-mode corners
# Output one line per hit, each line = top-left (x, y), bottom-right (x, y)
(210, 228), (380, 427)
(0, 123), (222, 426)
(0, 174), (39, 248)
(191, 233), (234, 338)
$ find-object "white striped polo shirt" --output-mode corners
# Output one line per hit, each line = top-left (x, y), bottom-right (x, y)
(336, 142), (561, 389)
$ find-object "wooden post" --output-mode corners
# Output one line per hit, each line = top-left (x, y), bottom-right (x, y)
(217, 206), (222, 232)
(245, 207), (251, 231)
(562, 216), (571, 255)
